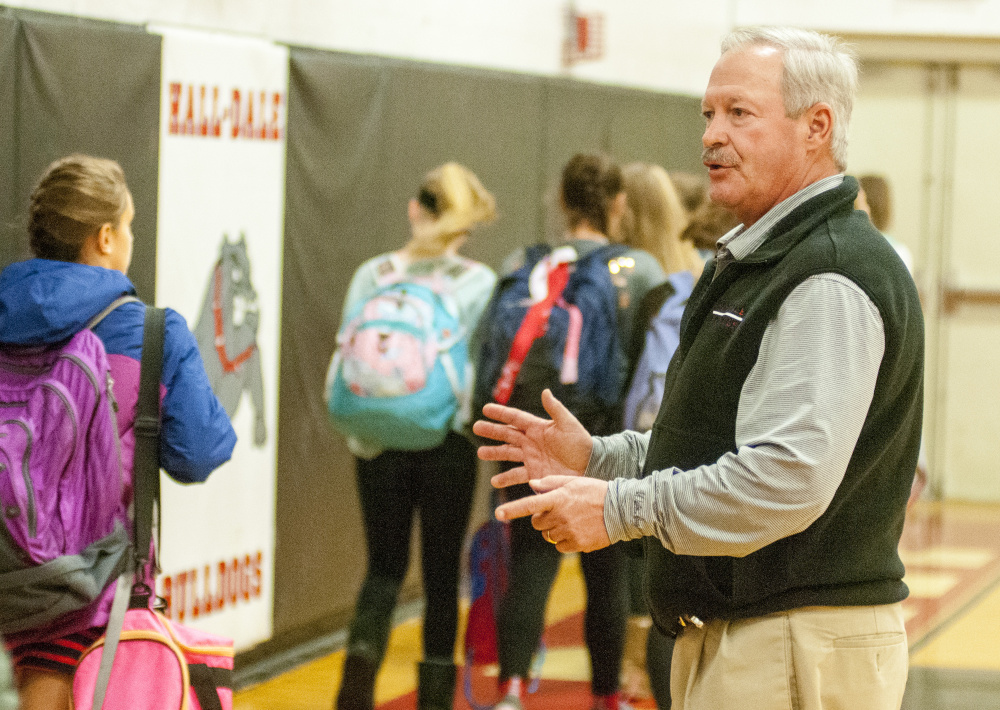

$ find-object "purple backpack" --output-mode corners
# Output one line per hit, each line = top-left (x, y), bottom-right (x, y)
(622, 270), (695, 433)
(0, 297), (136, 635)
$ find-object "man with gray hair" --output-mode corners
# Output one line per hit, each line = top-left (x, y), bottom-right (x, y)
(475, 26), (923, 710)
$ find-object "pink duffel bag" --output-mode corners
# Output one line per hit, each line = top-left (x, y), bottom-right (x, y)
(72, 582), (233, 710)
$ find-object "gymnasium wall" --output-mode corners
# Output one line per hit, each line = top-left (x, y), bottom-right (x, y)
(8, 0), (1000, 101)
(0, 6), (704, 663)
(0, 7), (161, 299)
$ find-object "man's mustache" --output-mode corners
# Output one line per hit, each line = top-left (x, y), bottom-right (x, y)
(702, 147), (738, 167)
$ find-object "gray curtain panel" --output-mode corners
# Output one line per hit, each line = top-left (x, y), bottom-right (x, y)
(0, 10), (22, 270)
(8, 10), (160, 298)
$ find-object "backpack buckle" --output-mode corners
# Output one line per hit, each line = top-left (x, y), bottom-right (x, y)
(134, 414), (160, 436)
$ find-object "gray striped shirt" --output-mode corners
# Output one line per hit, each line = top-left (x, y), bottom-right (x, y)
(592, 175), (887, 557)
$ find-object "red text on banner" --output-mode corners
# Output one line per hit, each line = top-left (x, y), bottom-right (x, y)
(167, 83), (284, 141)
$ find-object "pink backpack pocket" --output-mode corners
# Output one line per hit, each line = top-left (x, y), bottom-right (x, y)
(337, 289), (439, 398)
(72, 607), (233, 710)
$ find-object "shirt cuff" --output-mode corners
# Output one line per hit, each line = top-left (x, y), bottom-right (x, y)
(586, 434), (636, 481)
(585, 436), (608, 478)
(604, 477), (653, 543)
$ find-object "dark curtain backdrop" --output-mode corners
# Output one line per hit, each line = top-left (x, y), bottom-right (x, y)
(273, 46), (704, 652)
(1, 9), (21, 270)
(0, 8), (160, 300)
(276, 50), (394, 647)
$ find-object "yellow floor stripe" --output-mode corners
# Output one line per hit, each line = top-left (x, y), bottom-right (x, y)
(477, 646), (592, 683)
(903, 570), (961, 598)
(234, 554), (587, 708)
(233, 651), (345, 710)
(911, 581), (1000, 671)
(900, 546), (994, 569)
(536, 646), (592, 682)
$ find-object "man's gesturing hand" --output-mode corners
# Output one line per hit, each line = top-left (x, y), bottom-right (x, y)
(473, 389), (593, 489)
(494, 475), (612, 553)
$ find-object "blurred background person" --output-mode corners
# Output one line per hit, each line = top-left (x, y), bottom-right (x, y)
(329, 163), (498, 710)
(679, 197), (740, 258)
(667, 171), (708, 218)
(618, 163), (702, 281)
(480, 153), (664, 710)
(856, 173), (914, 273)
(615, 163), (702, 708)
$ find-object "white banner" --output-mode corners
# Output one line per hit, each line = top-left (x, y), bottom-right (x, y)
(153, 27), (287, 650)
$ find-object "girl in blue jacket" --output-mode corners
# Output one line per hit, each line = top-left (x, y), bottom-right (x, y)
(0, 154), (236, 709)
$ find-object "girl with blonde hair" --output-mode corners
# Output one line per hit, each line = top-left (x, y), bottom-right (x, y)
(332, 162), (498, 710)
(618, 162), (702, 279)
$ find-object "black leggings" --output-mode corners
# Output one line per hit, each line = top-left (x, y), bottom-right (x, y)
(497, 483), (628, 696)
(345, 432), (477, 665)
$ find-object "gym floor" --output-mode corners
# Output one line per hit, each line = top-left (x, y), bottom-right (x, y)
(233, 500), (1000, 710)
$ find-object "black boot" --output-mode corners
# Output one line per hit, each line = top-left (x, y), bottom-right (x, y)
(335, 654), (378, 710)
(417, 659), (456, 710)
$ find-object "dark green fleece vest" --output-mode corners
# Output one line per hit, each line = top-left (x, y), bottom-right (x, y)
(641, 176), (924, 633)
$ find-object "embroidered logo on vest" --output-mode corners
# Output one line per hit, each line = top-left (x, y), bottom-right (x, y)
(711, 305), (745, 328)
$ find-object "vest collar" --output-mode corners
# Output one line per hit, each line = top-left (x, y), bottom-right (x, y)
(739, 175), (861, 266)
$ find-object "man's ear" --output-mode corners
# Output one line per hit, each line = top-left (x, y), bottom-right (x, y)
(805, 102), (834, 148)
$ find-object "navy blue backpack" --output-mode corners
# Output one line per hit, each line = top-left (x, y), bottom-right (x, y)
(473, 242), (629, 431)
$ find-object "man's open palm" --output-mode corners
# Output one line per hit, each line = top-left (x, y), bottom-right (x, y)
(473, 389), (593, 488)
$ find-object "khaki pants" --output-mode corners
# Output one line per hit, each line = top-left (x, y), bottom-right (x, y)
(671, 604), (908, 710)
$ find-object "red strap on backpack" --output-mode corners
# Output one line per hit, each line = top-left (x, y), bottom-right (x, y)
(492, 261), (571, 405)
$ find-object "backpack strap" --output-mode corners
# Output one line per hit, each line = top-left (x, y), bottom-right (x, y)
(91, 575), (132, 710)
(378, 253), (475, 294)
(188, 663), (227, 710)
(90, 305), (166, 710)
(133, 306), (165, 577)
(374, 254), (403, 287)
(437, 347), (468, 425)
(492, 258), (573, 405)
(557, 296), (583, 386)
(86, 295), (142, 330)
(625, 281), (677, 390)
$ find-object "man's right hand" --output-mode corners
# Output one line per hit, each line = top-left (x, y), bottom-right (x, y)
(473, 389), (593, 488)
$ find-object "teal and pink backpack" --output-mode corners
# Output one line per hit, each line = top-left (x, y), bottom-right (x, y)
(326, 258), (472, 451)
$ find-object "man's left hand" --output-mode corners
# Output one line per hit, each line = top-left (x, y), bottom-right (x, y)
(495, 475), (612, 553)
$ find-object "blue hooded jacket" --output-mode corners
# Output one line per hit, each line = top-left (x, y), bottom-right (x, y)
(0, 259), (236, 484)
